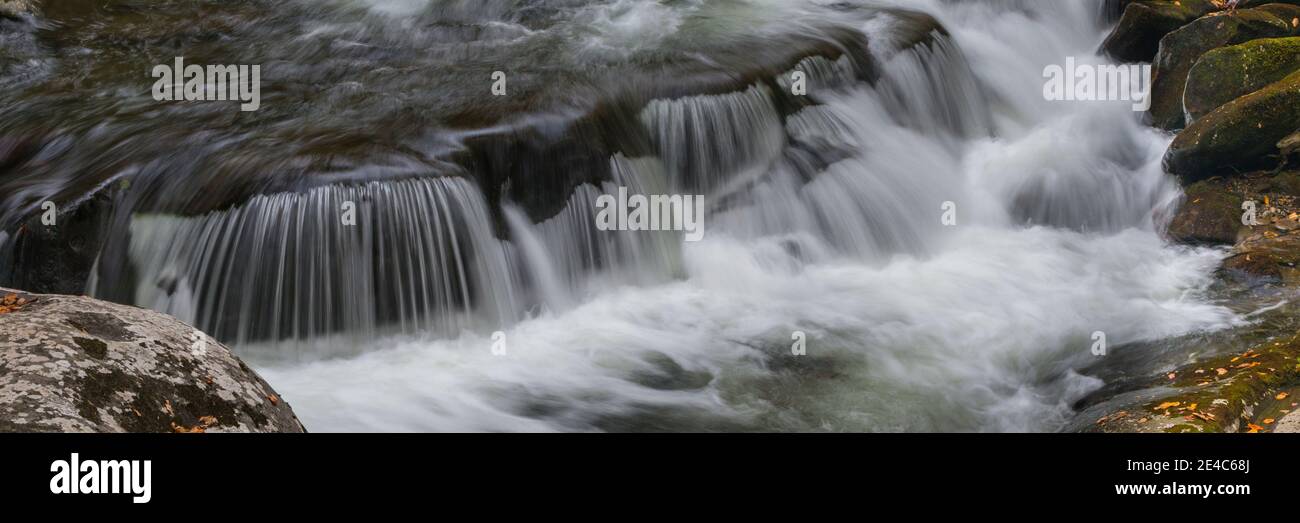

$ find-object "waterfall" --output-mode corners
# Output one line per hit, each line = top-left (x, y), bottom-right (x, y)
(95, 177), (520, 344)
(640, 84), (786, 195)
(7, 0), (1242, 431)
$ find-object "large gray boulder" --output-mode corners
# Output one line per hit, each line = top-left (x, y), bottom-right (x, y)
(0, 288), (305, 432)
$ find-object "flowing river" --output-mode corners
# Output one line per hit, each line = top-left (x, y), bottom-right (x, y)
(0, 0), (1267, 431)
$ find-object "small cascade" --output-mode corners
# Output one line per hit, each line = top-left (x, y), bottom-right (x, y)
(504, 154), (682, 311)
(97, 177), (520, 344)
(639, 84), (785, 195)
(875, 34), (993, 143)
(777, 55), (859, 96)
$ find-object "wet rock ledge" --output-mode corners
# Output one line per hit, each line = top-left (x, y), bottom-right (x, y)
(0, 287), (304, 432)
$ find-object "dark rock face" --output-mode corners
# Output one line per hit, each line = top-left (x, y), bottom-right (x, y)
(1184, 37), (1300, 123)
(0, 287), (305, 432)
(1102, 0), (1215, 63)
(1164, 70), (1300, 182)
(1, 189), (116, 295)
(1148, 5), (1300, 130)
(1166, 180), (1245, 244)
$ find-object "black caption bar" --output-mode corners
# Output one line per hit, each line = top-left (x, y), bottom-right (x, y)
(0, 434), (1296, 512)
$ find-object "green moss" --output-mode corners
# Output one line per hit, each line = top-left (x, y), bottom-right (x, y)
(1185, 37), (1300, 121)
(1132, 337), (1300, 432)
(1149, 5), (1300, 130)
(1165, 71), (1300, 182)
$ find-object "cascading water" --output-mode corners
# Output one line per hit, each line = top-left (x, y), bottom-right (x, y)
(94, 177), (521, 344)
(251, 0), (1234, 432)
(0, 0), (1245, 432)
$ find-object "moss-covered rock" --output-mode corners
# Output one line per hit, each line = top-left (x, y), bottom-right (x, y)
(0, 287), (305, 432)
(1102, 0), (1217, 63)
(1149, 4), (1300, 130)
(1092, 337), (1300, 433)
(1184, 37), (1300, 123)
(1164, 71), (1300, 182)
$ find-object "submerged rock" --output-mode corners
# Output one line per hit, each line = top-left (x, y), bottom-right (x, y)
(1184, 37), (1300, 123)
(0, 287), (304, 432)
(1148, 4), (1300, 130)
(1164, 70), (1300, 181)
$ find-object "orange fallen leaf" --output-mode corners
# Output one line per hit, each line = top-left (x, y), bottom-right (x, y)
(170, 421), (205, 434)
(1246, 423), (1264, 433)
(267, 394), (279, 406)
(0, 293), (30, 315)
(198, 415), (218, 427)
(1187, 403), (1197, 411)
(1277, 392), (1290, 400)
(1263, 418), (1275, 424)
(1216, 368), (1228, 375)
(1155, 401), (1181, 411)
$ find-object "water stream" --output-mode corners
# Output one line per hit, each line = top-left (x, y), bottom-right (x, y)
(0, 0), (1262, 431)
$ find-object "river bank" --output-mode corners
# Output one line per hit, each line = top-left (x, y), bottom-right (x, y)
(1085, 0), (1300, 432)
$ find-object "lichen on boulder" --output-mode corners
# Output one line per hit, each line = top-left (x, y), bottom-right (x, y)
(0, 287), (305, 432)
